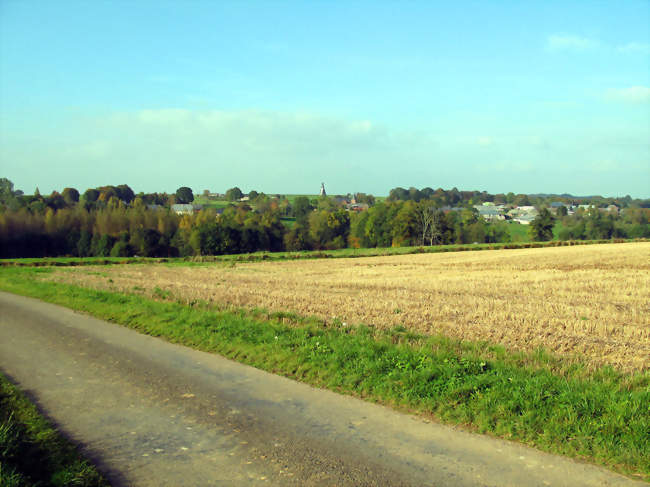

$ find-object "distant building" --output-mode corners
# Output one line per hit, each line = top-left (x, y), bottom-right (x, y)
(171, 204), (203, 215)
(473, 205), (505, 221)
(513, 214), (536, 225)
(320, 183), (327, 197)
(346, 203), (369, 212)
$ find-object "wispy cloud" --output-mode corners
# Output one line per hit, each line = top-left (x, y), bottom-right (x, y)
(546, 35), (650, 55)
(2, 108), (648, 197)
(617, 42), (650, 54)
(546, 34), (599, 51)
(476, 136), (493, 146)
(605, 86), (650, 104)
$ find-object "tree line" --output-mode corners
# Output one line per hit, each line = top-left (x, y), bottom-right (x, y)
(0, 179), (648, 258)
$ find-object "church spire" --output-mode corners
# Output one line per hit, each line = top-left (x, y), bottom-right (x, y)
(320, 182), (326, 197)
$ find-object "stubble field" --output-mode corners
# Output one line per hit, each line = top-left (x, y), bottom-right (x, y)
(49, 242), (650, 371)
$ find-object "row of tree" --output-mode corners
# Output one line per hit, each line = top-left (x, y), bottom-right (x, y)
(1, 179), (648, 258)
(3, 199), (646, 258)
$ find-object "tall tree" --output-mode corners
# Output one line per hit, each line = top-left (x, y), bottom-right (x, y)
(293, 196), (313, 224)
(0, 178), (14, 203)
(225, 187), (244, 201)
(175, 187), (194, 204)
(83, 188), (100, 202)
(62, 187), (80, 205)
(529, 208), (556, 241)
(116, 184), (135, 203)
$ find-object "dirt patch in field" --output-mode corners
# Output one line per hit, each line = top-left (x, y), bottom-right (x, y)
(47, 242), (650, 371)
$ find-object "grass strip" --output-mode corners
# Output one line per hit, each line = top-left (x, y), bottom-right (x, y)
(0, 371), (109, 487)
(1, 238), (646, 267)
(0, 267), (648, 481)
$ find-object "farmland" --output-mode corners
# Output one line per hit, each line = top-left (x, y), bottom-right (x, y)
(45, 241), (650, 371)
(1, 242), (649, 478)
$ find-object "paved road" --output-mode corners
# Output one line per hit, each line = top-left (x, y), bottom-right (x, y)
(0, 292), (645, 486)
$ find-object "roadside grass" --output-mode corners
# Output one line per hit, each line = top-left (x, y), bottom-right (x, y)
(1, 238), (645, 268)
(0, 371), (108, 487)
(0, 267), (648, 480)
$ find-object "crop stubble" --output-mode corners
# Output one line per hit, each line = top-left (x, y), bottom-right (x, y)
(49, 242), (650, 371)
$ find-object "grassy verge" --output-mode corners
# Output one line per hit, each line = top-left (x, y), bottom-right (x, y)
(0, 268), (648, 481)
(0, 371), (108, 487)
(2, 238), (646, 268)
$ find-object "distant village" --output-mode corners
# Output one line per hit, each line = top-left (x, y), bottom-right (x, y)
(468, 201), (621, 225)
(166, 183), (626, 226)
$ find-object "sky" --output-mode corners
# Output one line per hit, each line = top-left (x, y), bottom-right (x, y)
(1, 1), (649, 198)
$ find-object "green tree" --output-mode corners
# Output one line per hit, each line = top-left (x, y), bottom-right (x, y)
(387, 187), (408, 201)
(62, 187), (80, 205)
(283, 223), (312, 251)
(116, 184), (135, 203)
(175, 187), (194, 204)
(0, 178), (14, 204)
(391, 201), (419, 246)
(293, 196), (313, 224)
(225, 187), (243, 201)
(83, 188), (100, 203)
(77, 230), (92, 257)
(529, 208), (556, 241)
(46, 191), (66, 210)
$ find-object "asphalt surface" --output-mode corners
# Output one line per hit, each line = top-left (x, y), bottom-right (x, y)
(0, 291), (645, 486)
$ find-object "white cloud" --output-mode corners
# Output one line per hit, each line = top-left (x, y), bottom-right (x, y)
(547, 34), (599, 51)
(2, 108), (648, 197)
(617, 42), (650, 54)
(547, 36), (650, 55)
(138, 109), (191, 124)
(476, 136), (493, 146)
(605, 86), (650, 104)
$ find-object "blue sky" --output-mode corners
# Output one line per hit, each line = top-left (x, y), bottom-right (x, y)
(1, 1), (648, 197)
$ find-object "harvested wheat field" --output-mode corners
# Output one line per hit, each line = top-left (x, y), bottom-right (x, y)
(50, 242), (650, 371)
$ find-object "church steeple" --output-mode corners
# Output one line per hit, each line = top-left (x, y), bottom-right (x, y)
(320, 182), (326, 197)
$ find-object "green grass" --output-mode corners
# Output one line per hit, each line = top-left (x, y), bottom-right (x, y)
(0, 371), (108, 487)
(2, 238), (645, 268)
(505, 221), (567, 242)
(192, 196), (233, 209)
(0, 267), (647, 481)
(505, 222), (531, 242)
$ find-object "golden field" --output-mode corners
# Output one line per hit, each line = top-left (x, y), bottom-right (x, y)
(49, 242), (650, 371)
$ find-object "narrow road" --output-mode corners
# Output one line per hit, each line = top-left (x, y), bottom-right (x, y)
(0, 292), (644, 486)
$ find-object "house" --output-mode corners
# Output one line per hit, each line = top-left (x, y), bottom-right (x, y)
(171, 204), (203, 215)
(513, 214), (536, 225)
(473, 204), (505, 222)
(508, 206), (538, 222)
(346, 203), (369, 212)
